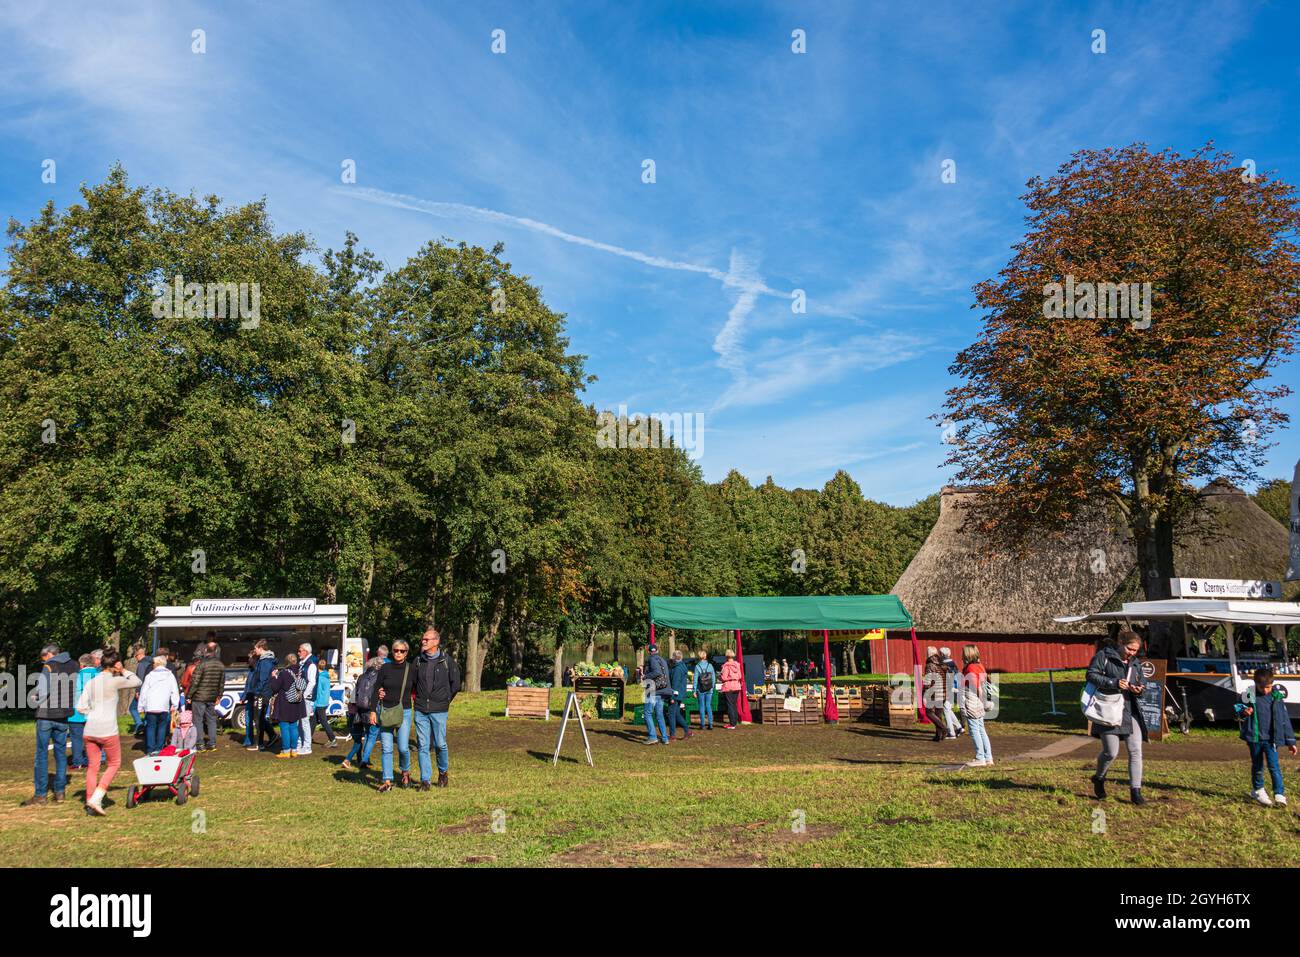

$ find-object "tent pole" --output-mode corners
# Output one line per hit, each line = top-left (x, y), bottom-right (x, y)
(822, 629), (839, 722)
(735, 628), (753, 724)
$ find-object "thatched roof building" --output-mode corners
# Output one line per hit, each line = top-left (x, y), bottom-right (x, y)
(874, 479), (1293, 672)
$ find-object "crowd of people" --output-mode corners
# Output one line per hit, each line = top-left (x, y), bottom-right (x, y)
(21, 625), (1293, 815)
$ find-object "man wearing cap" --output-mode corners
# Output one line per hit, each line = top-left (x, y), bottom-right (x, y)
(641, 643), (671, 745)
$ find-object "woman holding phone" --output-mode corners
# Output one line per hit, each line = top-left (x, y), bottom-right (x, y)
(1085, 630), (1149, 805)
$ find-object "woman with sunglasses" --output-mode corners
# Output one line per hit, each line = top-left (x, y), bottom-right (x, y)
(373, 640), (416, 791)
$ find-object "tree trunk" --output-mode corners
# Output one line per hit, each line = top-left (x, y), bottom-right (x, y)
(475, 589), (507, 691)
(612, 628), (619, 661)
(552, 641), (565, 688)
(465, 617), (483, 693)
(585, 630), (596, 664)
(668, 629), (676, 658)
(845, 640), (859, 675)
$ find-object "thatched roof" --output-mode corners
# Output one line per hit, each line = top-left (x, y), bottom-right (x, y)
(892, 480), (1295, 636)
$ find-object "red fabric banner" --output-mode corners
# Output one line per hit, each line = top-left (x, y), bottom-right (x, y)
(822, 629), (839, 721)
(735, 629), (753, 723)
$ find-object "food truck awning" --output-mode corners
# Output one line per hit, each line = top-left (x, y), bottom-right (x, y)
(148, 604), (349, 629)
(1055, 599), (1300, 627)
(648, 595), (913, 631)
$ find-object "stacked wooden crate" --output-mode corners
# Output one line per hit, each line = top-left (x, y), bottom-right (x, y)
(504, 686), (551, 720)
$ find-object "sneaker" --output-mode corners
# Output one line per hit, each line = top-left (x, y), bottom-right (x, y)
(52, 792), (64, 803)
(400, 771), (410, 788)
(419, 781), (431, 792)
(641, 739), (659, 745)
(245, 745), (260, 752)
(377, 781), (393, 793)
(340, 759), (355, 771)
(327, 739), (338, 748)
(723, 725), (735, 730)
(275, 751), (293, 760)
(20, 794), (48, 807)
(964, 759), (988, 768)
(1254, 788), (1275, 806)
(84, 801), (106, 817)
(437, 771), (448, 788)
(1275, 794), (1288, 806)
(1130, 787), (1146, 806)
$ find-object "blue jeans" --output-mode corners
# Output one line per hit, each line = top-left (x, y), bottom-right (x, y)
(129, 697), (142, 732)
(69, 722), (86, 766)
(1249, 741), (1285, 795)
(665, 695), (688, 737)
(967, 716), (992, 763)
(279, 720), (299, 753)
(414, 709), (449, 780)
(379, 706), (412, 781)
(644, 693), (668, 742)
(698, 691), (714, 728)
(144, 712), (170, 754)
(347, 719), (380, 765)
(34, 719), (69, 796)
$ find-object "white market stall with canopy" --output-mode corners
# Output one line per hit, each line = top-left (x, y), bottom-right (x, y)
(1056, 579), (1300, 724)
(146, 599), (365, 732)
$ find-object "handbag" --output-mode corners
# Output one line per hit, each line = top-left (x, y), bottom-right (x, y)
(379, 662), (409, 729)
(1081, 682), (1123, 726)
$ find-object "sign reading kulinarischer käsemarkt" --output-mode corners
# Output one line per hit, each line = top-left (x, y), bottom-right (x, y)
(189, 599), (317, 615)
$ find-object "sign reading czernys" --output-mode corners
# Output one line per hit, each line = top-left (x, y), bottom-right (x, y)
(189, 599), (317, 615)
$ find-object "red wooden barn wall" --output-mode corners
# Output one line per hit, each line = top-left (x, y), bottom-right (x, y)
(868, 631), (1097, 674)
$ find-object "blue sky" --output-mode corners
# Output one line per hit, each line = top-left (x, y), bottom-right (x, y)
(1, 0), (1297, 504)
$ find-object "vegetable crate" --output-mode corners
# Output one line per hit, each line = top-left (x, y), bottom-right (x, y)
(505, 686), (551, 720)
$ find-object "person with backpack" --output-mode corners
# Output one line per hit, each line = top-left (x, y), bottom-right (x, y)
(719, 648), (743, 730)
(412, 627), (462, 789)
(247, 640), (278, 751)
(187, 647), (226, 752)
(311, 657), (338, 747)
(269, 653), (307, 758)
(694, 650), (716, 731)
(22, 643), (79, 806)
(1235, 664), (1297, 806)
(342, 656), (383, 772)
(641, 643), (671, 745)
(374, 639), (416, 791)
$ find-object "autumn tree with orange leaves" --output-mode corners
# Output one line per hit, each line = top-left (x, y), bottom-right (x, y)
(942, 144), (1300, 640)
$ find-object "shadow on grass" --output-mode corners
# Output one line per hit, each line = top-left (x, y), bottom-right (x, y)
(933, 775), (1069, 795)
(527, 749), (581, 764)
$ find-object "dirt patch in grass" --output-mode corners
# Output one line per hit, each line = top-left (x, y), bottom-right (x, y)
(439, 815), (492, 835)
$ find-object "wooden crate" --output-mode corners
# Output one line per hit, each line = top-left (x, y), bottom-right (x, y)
(504, 686), (550, 720)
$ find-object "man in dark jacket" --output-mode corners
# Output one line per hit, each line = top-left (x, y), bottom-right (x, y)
(412, 627), (461, 789)
(187, 648), (226, 751)
(23, 644), (79, 806)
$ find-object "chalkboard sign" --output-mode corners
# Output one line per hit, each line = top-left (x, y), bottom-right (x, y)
(1134, 658), (1167, 741)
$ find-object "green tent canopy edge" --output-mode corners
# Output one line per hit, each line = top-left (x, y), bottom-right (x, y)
(647, 595), (913, 632)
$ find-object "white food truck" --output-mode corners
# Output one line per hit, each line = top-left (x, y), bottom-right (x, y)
(1057, 578), (1299, 727)
(145, 599), (366, 733)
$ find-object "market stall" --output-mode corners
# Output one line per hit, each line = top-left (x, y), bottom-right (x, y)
(647, 595), (919, 725)
(1055, 578), (1300, 727)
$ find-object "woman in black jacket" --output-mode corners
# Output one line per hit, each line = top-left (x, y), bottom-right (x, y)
(1086, 631), (1148, 804)
(374, 640), (415, 792)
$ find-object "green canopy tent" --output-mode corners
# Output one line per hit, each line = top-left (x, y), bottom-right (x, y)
(648, 595), (919, 723)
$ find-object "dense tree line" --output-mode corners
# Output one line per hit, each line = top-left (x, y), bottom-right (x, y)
(0, 169), (937, 683)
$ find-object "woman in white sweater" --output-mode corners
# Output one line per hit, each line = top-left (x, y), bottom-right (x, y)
(75, 650), (142, 816)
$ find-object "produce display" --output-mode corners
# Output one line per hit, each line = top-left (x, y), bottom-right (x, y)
(507, 676), (552, 688)
(573, 661), (625, 678)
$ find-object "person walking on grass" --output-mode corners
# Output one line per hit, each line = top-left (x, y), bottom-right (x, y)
(342, 656), (383, 772)
(22, 643), (79, 807)
(374, 639), (416, 791)
(187, 647), (226, 752)
(68, 654), (97, 771)
(923, 647), (955, 742)
(296, 642), (318, 755)
(666, 650), (693, 741)
(694, 651), (716, 731)
(641, 643), (670, 745)
(719, 648), (743, 730)
(940, 646), (965, 738)
(269, 653), (307, 758)
(1086, 630), (1149, 805)
(75, 650), (141, 816)
(961, 645), (993, 767)
(412, 627), (461, 789)
(128, 646), (149, 734)
(311, 656), (338, 747)
(139, 655), (179, 756)
(1236, 664), (1297, 807)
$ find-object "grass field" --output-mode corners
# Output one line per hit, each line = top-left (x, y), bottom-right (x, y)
(0, 671), (1292, 867)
